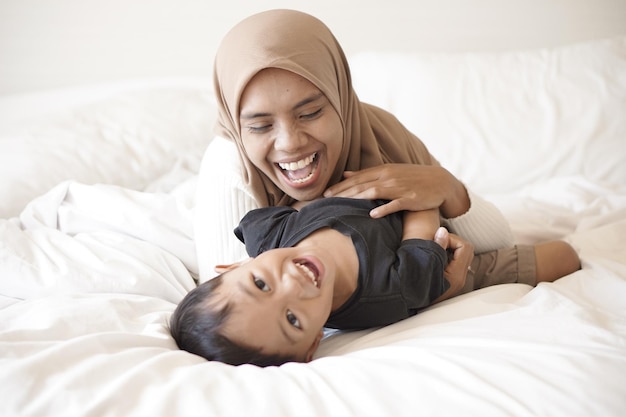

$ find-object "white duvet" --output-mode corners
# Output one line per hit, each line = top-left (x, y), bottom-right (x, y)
(1, 37), (625, 417)
(1, 177), (625, 416)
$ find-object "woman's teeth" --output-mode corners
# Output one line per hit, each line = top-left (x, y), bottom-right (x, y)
(295, 262), (319, 287)
(289, 172), (314, 184)
(278, 153), (317, 184)
(278, 153), (316, 171)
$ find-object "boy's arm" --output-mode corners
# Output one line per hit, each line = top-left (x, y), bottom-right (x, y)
(400, 209), (473, 305)
(393, 208), (446, 309)
(402, 208), (440, 241)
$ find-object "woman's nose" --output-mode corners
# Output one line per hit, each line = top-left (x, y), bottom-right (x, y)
(274, 122), (306, 152)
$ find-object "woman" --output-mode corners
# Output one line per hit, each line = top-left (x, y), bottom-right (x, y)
(194, 9), (579, 287)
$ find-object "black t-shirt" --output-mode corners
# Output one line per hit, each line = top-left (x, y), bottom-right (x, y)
(234, 197), (448, 329)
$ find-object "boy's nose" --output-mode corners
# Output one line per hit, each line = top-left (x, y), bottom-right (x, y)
(280, 271), (317, 299)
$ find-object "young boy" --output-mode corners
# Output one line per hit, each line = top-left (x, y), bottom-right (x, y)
(170, 198), (580, 367)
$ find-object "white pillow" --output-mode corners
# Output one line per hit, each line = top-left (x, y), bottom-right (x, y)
(0, 78), (216, 218)
(349, 36), (626, 194)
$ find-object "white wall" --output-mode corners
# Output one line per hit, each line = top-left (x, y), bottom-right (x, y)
(1, 0), (625, 95)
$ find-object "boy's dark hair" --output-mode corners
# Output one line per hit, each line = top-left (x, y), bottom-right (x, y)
(169, 274), (298, 367)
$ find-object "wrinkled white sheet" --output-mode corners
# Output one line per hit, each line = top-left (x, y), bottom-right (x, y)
(0, 181), (197, 306)
(1, 175), (625, 417)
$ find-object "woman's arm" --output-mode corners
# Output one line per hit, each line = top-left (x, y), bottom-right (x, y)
(442, 189), (514, 253)
(324, 164), (513, 253)
(195, 137), (257, 282)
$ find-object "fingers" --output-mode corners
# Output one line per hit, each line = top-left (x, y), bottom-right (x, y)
(446, 233), (474, 273)
(443, 233), (473, 287)
(431, 232), (472, 303)
(324, 184), (367, 199)
(446, 232), (472, 253)
(433, 227), (449, 249)
(369, 199), (407, 218)
(323, 165), (449, 217)
(324, 170), (375, 197)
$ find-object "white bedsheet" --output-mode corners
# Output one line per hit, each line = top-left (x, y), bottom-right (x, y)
(1, 175), (625, 417)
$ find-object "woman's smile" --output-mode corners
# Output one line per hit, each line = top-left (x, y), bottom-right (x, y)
(277, 152), (321, 187)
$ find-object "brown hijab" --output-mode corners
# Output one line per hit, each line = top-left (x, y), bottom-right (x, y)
(213, 9), (436, 207)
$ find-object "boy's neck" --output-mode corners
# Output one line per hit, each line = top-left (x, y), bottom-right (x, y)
(297, 227), (358, 311)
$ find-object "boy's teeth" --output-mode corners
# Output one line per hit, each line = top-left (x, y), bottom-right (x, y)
(279, 153), (315, 171)
(296, 262), (318, 287)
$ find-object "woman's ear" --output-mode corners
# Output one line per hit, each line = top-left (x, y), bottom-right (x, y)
(214, 258), (251, 274)
(305, 330), (325, 362)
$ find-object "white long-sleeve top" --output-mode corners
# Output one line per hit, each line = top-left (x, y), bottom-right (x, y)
(194, 137), (514, 282)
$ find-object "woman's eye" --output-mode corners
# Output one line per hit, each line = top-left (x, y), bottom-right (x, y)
(286, 310), (301, 329)
(246, 124), (271, 133)
(300, 108), (322, 120)
(253, 277), (270, 292)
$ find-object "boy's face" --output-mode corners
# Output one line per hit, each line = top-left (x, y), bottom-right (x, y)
(215, 246), (338, 361)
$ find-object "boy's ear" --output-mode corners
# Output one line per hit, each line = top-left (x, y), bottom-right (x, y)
(214, 258), (251, 274)
(305, 330), (325, 362)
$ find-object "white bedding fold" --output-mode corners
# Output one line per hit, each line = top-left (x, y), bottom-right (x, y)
(487, 176), (626, 245)
(0, 181), (197, 303)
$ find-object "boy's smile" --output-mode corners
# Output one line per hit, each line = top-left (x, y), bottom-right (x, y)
(294, 256), (323, 288)
(214, 246), (337, 361)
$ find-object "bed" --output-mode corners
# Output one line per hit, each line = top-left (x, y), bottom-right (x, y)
(1, 5), (625, 417)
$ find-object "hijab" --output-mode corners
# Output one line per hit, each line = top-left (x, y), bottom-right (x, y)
(213, 9), (436, 207)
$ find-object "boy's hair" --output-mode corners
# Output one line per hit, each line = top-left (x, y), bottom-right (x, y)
(169, 274), (298, 367)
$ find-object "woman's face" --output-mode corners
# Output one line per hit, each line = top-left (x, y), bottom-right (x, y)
(239, 68), (344, 202)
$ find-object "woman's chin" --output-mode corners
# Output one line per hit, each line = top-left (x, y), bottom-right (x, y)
(278, 174), (328, 201)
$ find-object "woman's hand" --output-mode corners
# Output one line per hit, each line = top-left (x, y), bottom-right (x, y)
(323, 164), (470, 219)
(432, 227), (473, 303)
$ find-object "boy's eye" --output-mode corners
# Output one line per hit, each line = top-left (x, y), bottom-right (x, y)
(253, 277), (270, 292)
(286, 310), (301, 329)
